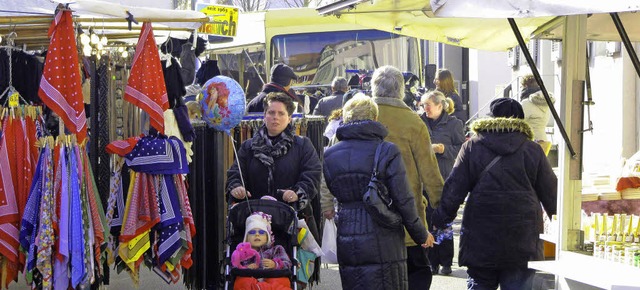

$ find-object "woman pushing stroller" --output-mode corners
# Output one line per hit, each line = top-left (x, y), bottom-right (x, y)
(225, 91), (321, 209)
(225, 91), (322, 287)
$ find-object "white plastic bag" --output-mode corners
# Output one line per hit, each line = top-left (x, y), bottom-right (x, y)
(321, 218), (338, 264)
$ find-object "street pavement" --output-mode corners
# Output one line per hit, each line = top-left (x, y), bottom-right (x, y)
(10, 208), (469, 289)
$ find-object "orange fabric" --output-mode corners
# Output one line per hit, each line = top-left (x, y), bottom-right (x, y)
(616, 176), (640, 192)
(234, 277), (291, 290)
(38, 10), (87, 141)
(124, 22), (168, 134)
(25, 116), (38, 174)
(105, 137), (140, 156)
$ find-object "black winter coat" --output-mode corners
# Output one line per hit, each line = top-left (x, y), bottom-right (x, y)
(420, 113), (465, 179)
(323, 121), (428, 290)
(225, 131), (322, 207)
(432, 118), (557, 268)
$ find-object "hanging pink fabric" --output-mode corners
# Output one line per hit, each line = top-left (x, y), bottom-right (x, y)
(38, 10), (88, 142)
(124, 22), (169, 134)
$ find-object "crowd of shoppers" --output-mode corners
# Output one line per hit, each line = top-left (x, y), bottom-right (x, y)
(226, 64), (557, 290)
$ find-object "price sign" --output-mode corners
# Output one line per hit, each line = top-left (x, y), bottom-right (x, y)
(8, 91), (20, 107)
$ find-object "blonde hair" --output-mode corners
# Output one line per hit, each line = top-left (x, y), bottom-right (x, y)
(342, 93), (378, 123)
(328, 108), (342, 121)
(186, 101), (202, 119)
(421, 90), (455, 115)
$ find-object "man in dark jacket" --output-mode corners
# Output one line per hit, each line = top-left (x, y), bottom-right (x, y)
(312, 76), (348, 117)
(432, 98), (557, 290)
(247, 63), (301, 113)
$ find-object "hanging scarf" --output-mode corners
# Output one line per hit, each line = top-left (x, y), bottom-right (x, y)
(5, 115), (31, 228)
(155, 175), (183, 267)
(0, 117), (19, 289)
(75, 145), (93, 287)
(19, 144), (45, 279)
(106, 157), (124, 265)
(174, 175), (195, 269)
(35, 142), (54, 290)
(124, 22), (169, 134)
(80, 147), (107, 278)
(251, 125), (295, 194)
(0, 119), (18, 249)
(125, 136), (189, 175)
(53, 145), (69, 290)
(68, 145), (86, 288)
(38, 10), (87, 141)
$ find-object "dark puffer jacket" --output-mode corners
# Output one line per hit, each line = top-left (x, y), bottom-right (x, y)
(432, 117), (557, 268)
(323, 120), (428, 290)
(420, 112), (465, 179)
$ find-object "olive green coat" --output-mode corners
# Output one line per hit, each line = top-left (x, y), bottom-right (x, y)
(374, 97), (444, 247)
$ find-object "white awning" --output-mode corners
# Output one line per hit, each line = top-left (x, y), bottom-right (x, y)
(317, 0), (640, 51)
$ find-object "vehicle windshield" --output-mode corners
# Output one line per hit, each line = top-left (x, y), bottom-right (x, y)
(271, 29), (421, 86)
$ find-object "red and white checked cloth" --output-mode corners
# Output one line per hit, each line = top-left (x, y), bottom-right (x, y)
(124, 22), (168, 134)
(38, 10), (87, 141)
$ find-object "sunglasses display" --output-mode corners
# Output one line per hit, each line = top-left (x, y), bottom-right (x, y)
(248, 229), (267, 235)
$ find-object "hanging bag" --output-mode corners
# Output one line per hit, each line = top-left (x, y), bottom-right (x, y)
(172, 95), (196, 142)
(320, 218), (338, 264)
(363, 142), (402, 228)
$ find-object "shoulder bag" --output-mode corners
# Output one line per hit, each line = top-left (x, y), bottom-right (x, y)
(363, 142), (402, 228)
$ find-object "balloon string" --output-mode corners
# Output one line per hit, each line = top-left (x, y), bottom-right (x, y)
(229, 133), (251, 213)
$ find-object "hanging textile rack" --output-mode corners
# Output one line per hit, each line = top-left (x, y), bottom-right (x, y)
(0, 16), (210, 25)
(0, 24), (195, 33)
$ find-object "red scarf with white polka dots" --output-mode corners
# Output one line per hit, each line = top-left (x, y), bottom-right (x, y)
(124, 22), (168, 134)
(38, 10), (87, 141)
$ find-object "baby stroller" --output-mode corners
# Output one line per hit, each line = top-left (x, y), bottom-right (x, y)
(224, 199), (299, 290)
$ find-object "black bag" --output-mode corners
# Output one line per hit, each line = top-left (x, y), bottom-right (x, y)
(363, 142), (402, 228)
(172, 95), (196, 142)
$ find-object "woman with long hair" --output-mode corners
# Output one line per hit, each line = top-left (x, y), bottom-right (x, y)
(434, 69), (466, 122)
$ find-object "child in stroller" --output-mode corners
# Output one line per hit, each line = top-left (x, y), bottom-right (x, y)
(225, 199), (299, 290)
(232, 212), (292, 289)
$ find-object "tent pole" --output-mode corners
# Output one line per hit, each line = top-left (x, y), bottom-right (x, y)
(610, 13), (640, 79)
(507, 18), (577, 159)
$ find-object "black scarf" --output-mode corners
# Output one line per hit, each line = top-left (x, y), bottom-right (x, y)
(251, 124), (295, 193)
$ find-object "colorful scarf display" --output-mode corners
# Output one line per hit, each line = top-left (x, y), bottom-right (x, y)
(15, 136), (108, 290)
(108, 135), (195, 285)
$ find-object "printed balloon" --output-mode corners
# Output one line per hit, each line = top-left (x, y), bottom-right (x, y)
(200, 76), (246, 134)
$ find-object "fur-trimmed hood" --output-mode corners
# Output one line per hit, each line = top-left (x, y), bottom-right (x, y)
(470, 117), (534, 156)
(528, 91), (555, 106)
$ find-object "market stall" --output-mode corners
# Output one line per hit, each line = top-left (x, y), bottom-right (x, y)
(0, 1), (223, 289)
